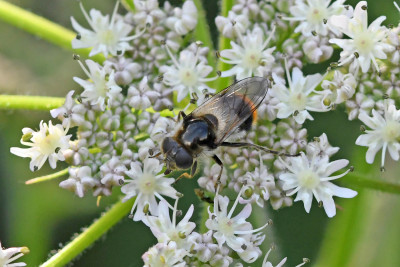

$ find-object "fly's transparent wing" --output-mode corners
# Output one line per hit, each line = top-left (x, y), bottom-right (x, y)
(191, 77), (270, 144)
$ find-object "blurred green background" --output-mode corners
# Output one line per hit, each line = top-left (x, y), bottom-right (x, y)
(1, 0), (400, 266)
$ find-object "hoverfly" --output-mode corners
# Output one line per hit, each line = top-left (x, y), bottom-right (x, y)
(160, 77), (295, 184)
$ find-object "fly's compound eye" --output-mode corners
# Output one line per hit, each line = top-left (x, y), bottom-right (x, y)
(175, 148), (193, 169)
(161, 137), (175, 154)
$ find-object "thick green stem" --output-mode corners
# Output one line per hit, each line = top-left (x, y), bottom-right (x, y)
(41, 198), (135, 267)
(340, 172), (400, 195)
(215, 0), (234, 89)
(0, 0), (104, 62)
(0, 95), (64, 110)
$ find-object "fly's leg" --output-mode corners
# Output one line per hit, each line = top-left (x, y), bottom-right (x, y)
(220, 142), (300, 157)
(212, 154), (223, 190)
(172, 161), (196, 185)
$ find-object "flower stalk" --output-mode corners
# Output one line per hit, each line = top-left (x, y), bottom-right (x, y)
(0, 95), (64, 110)
(340, 173), (400, 195)
(25, 168), (69, 185)
(0, 0), (104, 62)
(41, 198), (135, 267)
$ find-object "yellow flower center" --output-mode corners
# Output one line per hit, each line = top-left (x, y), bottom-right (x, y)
(288, 91), (307, 111)
(382, 120), (400, 142)
(354, 31), (374, 54)
(37, 128), (64, 155)
(100, 29), (117, 45)
(307, 6), (328, 24)
(218, 217), (234, 236)
(243, 49), (261, 70)
(139, 173), (156, 194)
(179, 68), (198, 87)
(298, 170), (320, 189)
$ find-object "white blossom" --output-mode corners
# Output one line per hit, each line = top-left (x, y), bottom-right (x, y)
(262, 248), (308, 267)
(161, 46), (216, 102)
(0, 242), (29, 267)
(71, 2), (141, 57)
(10, 121), (71, 171)
(143, 199), (195, 250)
(142, 241), (186, 267)
(186, 231), (219, 263)
(220, 27), (276, 80)
(356, 102), (400, 167)
(73, 60), (122, 110)
(321, 70), (357, 105)
(206, 187), (267, 262)
(239, 155), (275, 208)
(198, 162), (228, 193)
(306, 133), (339, 159)
(215, 11), (250, 39)
(166, 0), (198, 35)
(59, 166), (97, 198)
(121, 158), (178, 221)
(100, 156), (127, 186)
(127, 76), (159, 110)
(279, 152), (357, 217)
(272, 64), (327, 124)
(285, 0), (349, 36)
(302, 36), (333, 63)
(50, 90), (81, 128)
(132, 0), (165, 27)
(345, 92), (374, 120)
(150, 116), (175, 143)
(329, 1), (394, 73)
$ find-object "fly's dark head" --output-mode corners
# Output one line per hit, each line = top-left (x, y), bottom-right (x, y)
(161, 137), (193, 174)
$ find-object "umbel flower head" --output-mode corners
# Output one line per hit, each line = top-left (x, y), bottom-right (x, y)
(10, 121), (71, 172)
(279, 152), (357, 217)
(356, 102), (400, 168)
(121, 158), (178, 221)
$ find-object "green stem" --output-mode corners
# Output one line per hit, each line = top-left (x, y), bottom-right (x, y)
(341, 172), (400, 195)
(41, 198), (135, 267)
(199, 202), (210, 233)
(0, 95), (64, 110)
(25, 168), (69, 185)
(215, 0), (234, 90)
(0, 0), (104, 62)
(192, 0), (216, 68)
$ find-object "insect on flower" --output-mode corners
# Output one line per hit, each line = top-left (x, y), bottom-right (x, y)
(158, 77), (298, 185)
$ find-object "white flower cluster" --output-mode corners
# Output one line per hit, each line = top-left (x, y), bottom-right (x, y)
(141, 187), (270, 266)
(11, 0), (400, 265)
